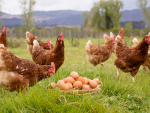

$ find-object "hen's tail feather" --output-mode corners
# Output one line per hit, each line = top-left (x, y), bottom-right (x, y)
(110, 32), (113, 38)
(85, 40), (92, 51)
(26, 31), (31, 44)
(0, 44), (5, 49)
(26, 31), (30, 35)
(132, 38), (138, 44)
(33, 40), (39, 49)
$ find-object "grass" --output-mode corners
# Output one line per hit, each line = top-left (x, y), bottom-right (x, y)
(0, 36), (150, 112)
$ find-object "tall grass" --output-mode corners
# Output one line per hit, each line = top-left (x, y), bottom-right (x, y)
(0, 36), (150, 112)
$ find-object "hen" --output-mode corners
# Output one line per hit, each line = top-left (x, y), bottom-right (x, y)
(0, 26), (7, 47)
(114, 34), (150, 82)
(117, 28), (124, 44)
(85, 34), (115, 66)
(26, 31), (54, 55)
(132, 38), (150, 73)
(30, 32), (64, 72)
(0, 44), (55, 92)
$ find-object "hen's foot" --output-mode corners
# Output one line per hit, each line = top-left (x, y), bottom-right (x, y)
(116, 68), (119, 80)
(143, 66), (146, 74)
(100, 63), (104, 67)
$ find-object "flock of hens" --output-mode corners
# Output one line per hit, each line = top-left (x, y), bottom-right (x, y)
(85, 28), (150, 82)
(0, 26), (150, 93)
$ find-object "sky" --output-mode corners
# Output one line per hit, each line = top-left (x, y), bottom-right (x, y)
(2, 0), (150, 15)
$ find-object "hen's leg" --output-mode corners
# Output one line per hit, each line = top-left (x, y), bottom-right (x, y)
(101, 63), (104, 67)
(131, 70), (138, 82)
(114, 54), (116, 58)
(116, 68), (119, 80)
(132, 77), (135, 82)
(143, 66), (146, 73)
(2, 88), (5, 96)
(15, 78), (29, 94)
(17, 84), (28, 94)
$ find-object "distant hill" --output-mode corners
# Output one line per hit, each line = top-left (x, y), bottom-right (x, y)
(0, 9), (146, 26)
(33, 10), (84, 25)
(121, 9), (144, 22)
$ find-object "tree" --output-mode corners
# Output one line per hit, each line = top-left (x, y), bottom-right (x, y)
(124, 22), (132, 37)
(90, 3), (102, 29)
(82, 0), (123, 30)
(137, 0), (150, 29)
(19, 0), (36, 33)
(82, 11), (92, 30)
(99, 0), (123, 29)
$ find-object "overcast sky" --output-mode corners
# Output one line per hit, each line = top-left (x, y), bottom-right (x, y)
(2, 0), (150, 15)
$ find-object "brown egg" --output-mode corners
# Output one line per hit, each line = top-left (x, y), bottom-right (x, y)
(70, 71), (79, 79)
(84, 77), (89, 84)
(63, 78), (67, 83)
(66, 83), (73, 89)
(93, 78), (100, 84)
(46, 82), (57, 89)
(61, 84), (69, 91)
(89, 80), (98, 88)
(76, 76), (85, 84)
(82, 84), (91, 90)
(88, 79), (91, 82)
(73, 81), (82, 89)
(65, 77), (75, 84)
(57, 80), (65, 87)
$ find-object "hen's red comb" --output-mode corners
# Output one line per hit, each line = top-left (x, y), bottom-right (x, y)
(61, 32), (64, 39)
(47, 40), (51, 45)
(111, 38), (115, 41)
(2, 26), (6, 31)
(61, 32), (63, 36)
(121, 28), (124, 31)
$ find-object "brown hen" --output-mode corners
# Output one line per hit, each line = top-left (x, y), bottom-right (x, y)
(0, 44), (55, 92)
(132, 38), (150, 73)
(31, 32), (64, 72)
(85, 34), (115, 66)
(114, 33), (150, 82)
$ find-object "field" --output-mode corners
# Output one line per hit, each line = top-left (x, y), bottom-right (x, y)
(0, 36), (150, 113)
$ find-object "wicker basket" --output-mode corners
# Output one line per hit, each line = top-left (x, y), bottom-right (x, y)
(59, 85), (101, 95)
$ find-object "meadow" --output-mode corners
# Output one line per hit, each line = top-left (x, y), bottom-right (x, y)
(0, 36), (150, 113)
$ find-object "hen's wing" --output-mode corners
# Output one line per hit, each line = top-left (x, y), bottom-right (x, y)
(90, 45), (110, 55)
(32, 45), (50, 65)
(115, 43), (147, 68)
(32, 40), (51, 65)
(0, 46), (38, 76)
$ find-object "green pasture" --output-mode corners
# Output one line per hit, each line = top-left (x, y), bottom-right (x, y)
(0, 36), (150, 113)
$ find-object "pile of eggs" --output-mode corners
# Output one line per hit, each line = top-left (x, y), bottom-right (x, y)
(47, 71), (103, 91)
